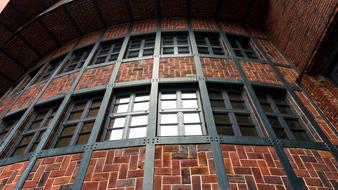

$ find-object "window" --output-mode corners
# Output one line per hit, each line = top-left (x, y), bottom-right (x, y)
(14, 66), (41, 92)
(161, 33), (190, 55)
(227, 34), (259, 59)
(60, 46), (92, 73)
(209, 88), (260, 137)
(257, 92), (311, 141)
(125, 35), (155, 59)
(92, 39), (123, 65)
(102, 92), (150, 141)
(50, 96), (102, 148)
(158, 89), (205, 136)
(33, 56), (64, 84)
(10, 107), (57, 156)
(0, 115), (21, 144)
(195, 32), (226, 56)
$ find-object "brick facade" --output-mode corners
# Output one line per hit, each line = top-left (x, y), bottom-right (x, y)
(256, 39), (288, 65)
(83, 147), (145, 190)
(116, 59), (153, 83)
(0, 98), (14, 117)
(0, 161), (28, 190)
(278, 67), (298, 85)
(221, 22), (247, 36)
(132, 19), (157, 34)
(192, 18), (218, 31)
(154, 145), (219, 190)
(103, 24), (129, 40)
(159, 57), (196, 78)
(201, 58), (241, 80)
(76, 65), (114, 90)
(77, 31), (101, 47)
(22, 153), (83, 189)
(161, 17), (188, 31)
(241, 61), (282, 85)
(10, 83), (45, 112)
(285, 148), (338, 189)
(221, 145), (291, 189)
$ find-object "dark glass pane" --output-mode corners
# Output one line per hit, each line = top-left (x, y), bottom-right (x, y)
(257, 95), (268, 103)
(30, 143), (38, 152)
(68, 111), (83, 121)
(163, 47), (174, 54)
(231, 101), (246, 110)
(198, 47), (209, 54)
(61, 125), (76, 136)
(30, 120), (43, 130)
(109, 54), (118, 61)
(246, 51), (258, 59)
(163, 37), (174, 45)
(178, 47), (189, 54)
(19, 135), (33, 146)
(13, 147), (26, 156)
(217, 125), (234, 136)
(234, 50), (243, 57)
(55, 137), (71, 148)
(240, 126), (258, 137)
(235, 115), (252, 125)
(272, 97), (287, 105)
(286, 120), (302, 129)
(130, 40), (141, 48)
(268, 117), (282, 127)
(95, 56), (106, 64)
(277, 105), (292, 114)
(143, 49), (154, 56)
(261, 103), (272, 113)
(209, 37), (221, 46)
(211, 100), (225, 109)
(228, 92), (242, 101)
(82, 122), (93, 133)
(214, 114), (231, 125)
(128, 50), (139, 58)
(209, 91), (223, 99)
(212, 48), (225, 55)
(293, 131), (310, 141)
(177, 36), (188, 45)
(273, 128), (288, 139)
(76, 134), (90, 145)
(88, 108), (99, 118)
(196, 37), (206, 45)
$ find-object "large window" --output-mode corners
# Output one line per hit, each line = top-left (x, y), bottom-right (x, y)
(0, 115), (22, 144)
(195, 32), (226, 56)
(60, 46), (92, 73)
(227, 34), (259, 59)
(102, 92), (150, 141)
(92, 39), (123, 65)
(10, 106), (57, 156)
(33, 56), (64, 84)
(209, 88), (261, 137)
(124, 35), (155, 59)
(158, 89), (205, 136)
(257, 92), (311, 141)
(161, 33), (190, 55)
(50, 96), (102, 148)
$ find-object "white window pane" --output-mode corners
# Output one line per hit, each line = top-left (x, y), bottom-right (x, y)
(133, 102), (149, 111)
(116, 104), (129, 113)
(161, 93), (176, 100)
(160, 125), (178, 136)
(185, 125), (202, 136)
(182, 100), (198, 108)
(135, 95), (149, 102)
(160, 114), (178, 124)
(112, 117), (126, 128)
(161, 100), (177, 109)
(182, 93), (196, 99)
(184, 113), (200, 123)
(131, 115), (148, 126)
(109, 129), (123, 140)
(118, 97), (130, 103)
(129, 127), (147, 138)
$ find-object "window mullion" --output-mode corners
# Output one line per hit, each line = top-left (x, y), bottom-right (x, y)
(223, 91), (241, 136)
(177, 91), (184, 136)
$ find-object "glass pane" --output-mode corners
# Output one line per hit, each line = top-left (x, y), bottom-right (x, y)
(117, 97), (130, 103)
(128, 51), (139, 58)
(235, 115), (252, 125)
(273, 128), (288, 139)
(55, 137), (71, 148)
(214, 114), (230, 125)
(240, 126), (258, 136)
(268, 117), (281, 127)
(185, 125), (202, 136)
(231, 101), (246, 110)
(111, 117), (126, 128)
(82, 122), (93, 133)
(182, 100), (198, 109)
(160, 114), (178, 124)
(278, 105), (292, 114)
(228, 92), (242, 101)
(208, 91), (223, 99)
(212, 48), (225, 55)
(217, 125), (234, 136)
(13, 147), (26, 156)
(30, 120), (43, 130)
(109, 129), (123, 140)
(210, 100), (225, 109)
(133, 102), (149, 111)
(198, 47), (209, 54)
(160, 125), (178, 136)
(88, 107), (99, 118)
(272, 97), (287, 105)
(293, 131), (310, 141)
(183, 113), (200, 123)
(129, 127), (147, 139)
(130, 115), (148, 126)
(73, 103), (86, 111)
(19, 135), (33, 146)
(163, 47), (174, 55)
(61, 125), (76, 136)
(135, 95), (150, 102)
(161, 100), (177, 109)
(234, 50), (243, 57)
(68, 111), (83, 121)
(76, 134), (90, 145)
(182, 93), (197, 99)
(178, 47), (189, 54)
(115, 104), (129, 113)
(261, 103), (272, 113)
(143, 49), (154, 56)
(286, 120), (302, 129)
(161, 93), (176, 100)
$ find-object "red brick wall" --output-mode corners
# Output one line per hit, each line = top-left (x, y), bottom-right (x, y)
(22, 153), (83, 189)
(241, 61), (282, 84)
(221, 145), (291, 189)
(132, 19), (157, 34)
(40, 72), (78, 101)
(103, 24), (129, 40)
(77, 31), (100, 47)
(159, 57), (196, 78)
(256, 39), (288, 65)
(285, 148), (338, 189)
(116, 59), (153, 83)
(301, 75), (338, 128)
(296, 91), (338, 145)
(201, 58), (241, 80)
(161, 17), (188, 30)
(0, 98), (14, 117)
(278, 67), (298, 85)
(221, 21), (248, 36)
(192, 18), (218, 31)
(76, 65), (114, 90)
(10, 83), (44, 112)
(0, 161), (28, 189)
(83, 147), (145, 190)
(154, 144), (218, 190)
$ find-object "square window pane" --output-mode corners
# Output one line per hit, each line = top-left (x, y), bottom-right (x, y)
(133, 102), (149, 111)
(129, 127), (147, 139)
(178, 47), (189, 54)
(111, 117), (126, 128)
(209, 91), (223, 99)
(240, 126), (258, 137)
(185, 125), (202, 136)
(55, 137), (71, 148)
(135, 95), (150, 102)
(214, 114), (230, 125)
(161, 100), (177, 109)
(109, 129), (123, 140)
(217, 125), (234, 136)
(82, 122), (93, 133)
(231, 101), (246, 110)
(273, 128), (288, 139)
(183, 113), (200, 123)
(198, 47), (209, 54)
(76, 134), (90, 145)
(88, 107), (99, 118)
(286, 120), (302, 129)
(211, 100), (225, 109)
(234, 50), (243, 57)
(73, 103), (87, 111)
(278, 105), (292, 114)
(160, 114), (178, 124)
(61, 125), (77, 136)
(143, 49), (154, 56)
(228, 92), (242, 101)
(261, 103), (272, 113)
(293, 131), (310, 141)
(115, 104), (129, 113)
(235, 115), (253, 125)
(161, 93), (176, 100)
(13, 147), (26, 156)
(68, 111), (83, 121)
(212, 48), (225, 55)
(131, 115), (148, 126)
(30, 120), (43, 130)
(160, 125), (178, 136)
(19, 135), (33, 146)
(128, 51), (139, 58)
(182, 93), (197, 99)
(182, 100), (198, 109)
(118, 97), (130, 103)
(268, 117), (282, 127)
(163, 47), (174, 55)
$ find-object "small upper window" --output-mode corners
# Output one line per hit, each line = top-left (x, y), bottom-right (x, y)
(60, 46), (93, 74)
(92, 39), (123, 65)
(34, 56), (64, 84)
(161, 33), (190, 55)
(195, 32), (226, 56)
(124, 35), (155, 59)
(227, 34), (259, 59)
(0, 115), (22, 144)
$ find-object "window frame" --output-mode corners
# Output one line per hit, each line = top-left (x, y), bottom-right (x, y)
(195, 32), (227, 56)
(92, 38), (123, 65)
(33, 56), (65, 84)
(161, 32), (191, 56)
(59, 46), (93, 74)
(124, 34), (156, 59)
(227, 34), (260, 60)
(0, 115), (21, 144)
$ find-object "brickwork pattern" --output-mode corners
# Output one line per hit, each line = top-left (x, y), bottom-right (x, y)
(241, 61), (282, 84)
(201, 58), (241, 80)
(285, 148), (338, 189)
(192, 18), (218, 31)
(131, 19), (157, 34)
(77, 31), (100, 47)
(82, 147), (145, 190)
(0, 98), (14, 117)
(278, 67), (298, 84)
(10, 83), (44, 112)
(22, 153), (83, 190)
(116, 59), (153, 83)
(154, 144), (219, 190)
(161, 17), (188, 30)
(103, 24), (129, 40)
(256, 39), (288, 65)
(221, 145), (290, 190)
(0, 161), (28, 190)
(221, 22), (248, 36)
(40, 72), (78, 101)
(296, 91), (338, 145)
(159, 57), (196, 78)
(76, 65), (114, 90)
